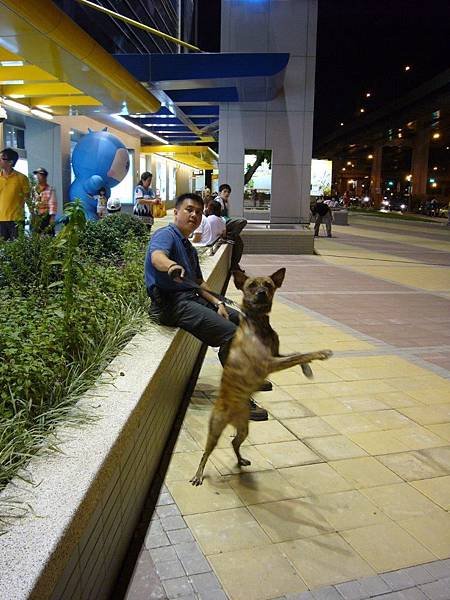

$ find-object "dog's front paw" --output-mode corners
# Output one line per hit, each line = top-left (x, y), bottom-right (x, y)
(318, 349), (333, 360)
(238, 458), (251, 467)
(190, 474), (204, 486)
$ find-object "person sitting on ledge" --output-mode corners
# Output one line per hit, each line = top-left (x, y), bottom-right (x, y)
(145, 192), (270, 421)
(192, 199), (226, 246)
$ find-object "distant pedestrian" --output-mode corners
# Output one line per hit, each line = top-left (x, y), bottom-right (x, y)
(312, 199), (333, 237)
(0, 148), (30, 240)
(95, 187), (108, 219)
(133, 172), (161, 230)
(31, 167), (57, 235)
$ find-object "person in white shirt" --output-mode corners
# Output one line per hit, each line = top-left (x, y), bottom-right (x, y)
(192, 200), (226, 245)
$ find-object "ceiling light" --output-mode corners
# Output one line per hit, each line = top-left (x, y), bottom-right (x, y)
(2, 79), (24, 85)
(31, 108), (53, 120)
(0, 60), (24, 67)
(112, 114), (168, 144)
(2, 98), (30, 112)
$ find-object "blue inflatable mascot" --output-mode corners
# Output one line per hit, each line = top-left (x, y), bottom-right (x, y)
(69, 128), (130, 219)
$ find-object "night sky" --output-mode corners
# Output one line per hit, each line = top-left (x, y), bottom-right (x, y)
(197, 1), (450, 148)
(313, 0), (450, 145)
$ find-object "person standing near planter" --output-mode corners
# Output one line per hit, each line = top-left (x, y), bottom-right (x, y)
(31, 167), (57, 235)
(133, 172), (161, 230)
(0, 147), (30, 240)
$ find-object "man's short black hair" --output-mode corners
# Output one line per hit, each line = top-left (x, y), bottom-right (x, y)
(206, 200), (222, 217)
(219, 184), (231, 193)
(1, 147), (18, 166)
(175, 193), (204, 209)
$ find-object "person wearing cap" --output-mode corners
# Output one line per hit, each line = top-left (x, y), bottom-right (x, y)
(0, 147), (30, 240)
(31, 167), (57, 236)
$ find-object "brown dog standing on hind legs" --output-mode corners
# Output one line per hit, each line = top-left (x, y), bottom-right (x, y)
(190, 268), (332, 486)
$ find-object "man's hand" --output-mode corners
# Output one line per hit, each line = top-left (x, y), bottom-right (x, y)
(168, 263), (185, 281)
(217, 303), (229, 320)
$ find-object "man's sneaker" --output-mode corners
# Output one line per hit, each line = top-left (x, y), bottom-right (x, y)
(258, 380), (273, 392)
(249, 399), (268, 421)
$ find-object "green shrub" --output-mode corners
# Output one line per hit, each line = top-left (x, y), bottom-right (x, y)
(80, 213), (149, 262)
(0, 206), (152, 506)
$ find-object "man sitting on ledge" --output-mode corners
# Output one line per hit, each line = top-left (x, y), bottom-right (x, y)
(144, 192), (270, 421)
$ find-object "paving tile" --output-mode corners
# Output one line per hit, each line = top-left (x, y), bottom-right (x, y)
(167, 528), (195, 545)
(210, 445), (273, 475)
(317, 489), (389, 531)
(267, 400), (314, 419)
(285, 592), (315, 600)
(360, 483), (443, 520)
(311, 586), (344, 599)
(279, 533), (375, 589)
(185, 507), (271, 554)
(378, 452), (448, 481)
(304, 435), (368, 461)
(167, 479), (244, 515)
(155, 558), (185, 581)
(381, 569), (417, 591)
(278, 463), (354, 496)
(410, 476), (450, 510)
(145, 532), (172, 549)
(255, 440), (321, 468)
(347, 431), (408, 455)
(162, 576), (195, 599)
(336, 575), (391, 599)
(419, 578), (450, 600)
(209, 545), (307, 600)
(161, 516), (187, 532)
(398, 589), (428, 600)
(399, 511), (450, 558)
(424, 559), (450, 579)
(228, 470), (300, 505)
(166, 451), (221, 483)
(249, 497), (333, 542)
(150, 545), (178, 563)
(421, 447), (450, 473)
(341, 522), (435, 573)
(283, 417), (340, 439)
(329, 457), (402, 489)
(157, 492), (175, 506)
(197, 591), (228, 600)
(190, 571), (222, 595)
(247, 420), (297, 444)
(157, 503), (182, 519)
(399, 566), (437, 586)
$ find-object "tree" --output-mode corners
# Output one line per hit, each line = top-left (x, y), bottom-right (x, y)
(244, 150), (272, 186)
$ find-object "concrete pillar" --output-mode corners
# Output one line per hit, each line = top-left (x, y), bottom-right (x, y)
(370, 144), (383, 208)
(411, 124), (430, 202)
(219, 0), (317, 223)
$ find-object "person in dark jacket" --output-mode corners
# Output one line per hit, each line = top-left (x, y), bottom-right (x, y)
(312, 199), (333, 237)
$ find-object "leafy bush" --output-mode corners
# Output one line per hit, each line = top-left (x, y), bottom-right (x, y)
(80, 213), (149, 262)
(0, 205), (152, 507)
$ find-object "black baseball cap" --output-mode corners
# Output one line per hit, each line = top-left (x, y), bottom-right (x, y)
(33, 167), (48, 176)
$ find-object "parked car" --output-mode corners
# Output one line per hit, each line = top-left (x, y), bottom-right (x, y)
(380, 195), (408, 212)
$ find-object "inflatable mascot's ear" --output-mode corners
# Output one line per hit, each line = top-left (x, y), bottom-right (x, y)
(69, 128), (130, 219)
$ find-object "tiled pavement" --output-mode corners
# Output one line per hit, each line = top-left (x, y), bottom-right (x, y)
(125, 217), (450, 600)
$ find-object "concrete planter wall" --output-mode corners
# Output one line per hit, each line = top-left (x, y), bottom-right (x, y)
(0, 245), (230, 600)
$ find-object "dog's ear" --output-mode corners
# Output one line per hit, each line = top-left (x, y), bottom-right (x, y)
(233, 269), (248, 290)
(270, 268), (286, 288)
